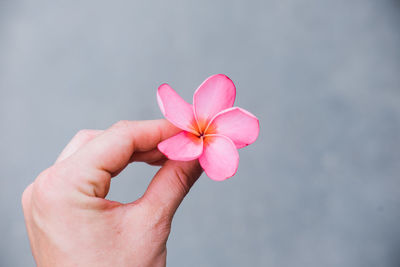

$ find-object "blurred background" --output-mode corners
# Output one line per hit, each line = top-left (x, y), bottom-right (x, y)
(1, 0), (400, 266)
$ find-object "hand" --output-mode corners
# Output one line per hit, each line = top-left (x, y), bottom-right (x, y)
(22, 120), (203, 267)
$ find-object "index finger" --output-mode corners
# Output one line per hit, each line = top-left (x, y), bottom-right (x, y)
(71, 119), (180, 174)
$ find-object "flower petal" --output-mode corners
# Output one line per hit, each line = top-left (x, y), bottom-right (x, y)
(157, 83), (198, 134)
(193, 74), (236, 129)
(199, 134), (239, 181)
(207, 107), (260, 148)
(158, 131), (203, 161)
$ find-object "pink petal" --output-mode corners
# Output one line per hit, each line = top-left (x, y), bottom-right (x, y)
(157, 84), (198, 134)
(207, 107), (260, 148)
(199, 134), (239, 181)
(158, 131), (203, 161)
(193, 74), (236, 129)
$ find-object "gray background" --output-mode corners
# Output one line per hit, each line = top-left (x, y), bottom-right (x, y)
(1, 0), (400, 266)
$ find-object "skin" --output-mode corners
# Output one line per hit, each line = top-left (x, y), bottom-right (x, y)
(21, 120), (203, 267)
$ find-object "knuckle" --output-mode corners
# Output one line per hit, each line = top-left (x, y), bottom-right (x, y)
(113, 120), (133, 130)
(33, 170), (51, 195)
(32, 166), (62, 204)
(172, 166), (192, 197)
(75, 129), (95, 140)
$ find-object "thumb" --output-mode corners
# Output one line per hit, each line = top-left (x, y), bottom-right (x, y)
(142, 160), (203, 218)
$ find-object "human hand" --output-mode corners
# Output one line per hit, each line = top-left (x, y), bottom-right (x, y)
(22, 120), (203, 267)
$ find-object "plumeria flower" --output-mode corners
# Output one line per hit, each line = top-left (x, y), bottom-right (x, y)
(157, 74), (260, 181)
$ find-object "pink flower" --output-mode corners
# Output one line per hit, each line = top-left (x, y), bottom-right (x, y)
(157, 74), (260, 181)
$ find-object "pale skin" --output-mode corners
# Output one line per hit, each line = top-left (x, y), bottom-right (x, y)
(21, 120), (203, 267)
